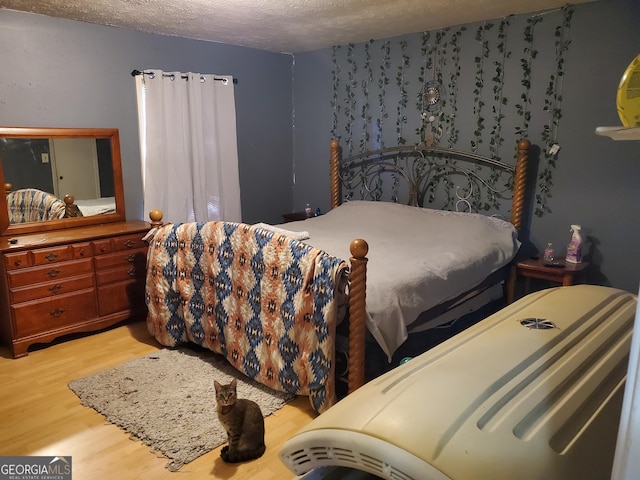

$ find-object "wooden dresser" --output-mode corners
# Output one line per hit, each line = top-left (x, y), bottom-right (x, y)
(0, 220), (150, 357)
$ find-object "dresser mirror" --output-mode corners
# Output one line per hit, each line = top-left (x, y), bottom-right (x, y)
(0, 127), (126, 237)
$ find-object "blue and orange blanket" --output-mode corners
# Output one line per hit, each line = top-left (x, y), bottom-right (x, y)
(6, 188), (66, 223)
(145, 221), (348, 413)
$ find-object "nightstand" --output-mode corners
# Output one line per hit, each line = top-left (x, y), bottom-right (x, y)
(507, 258), (590, 304)
(281, 211), (309, 223)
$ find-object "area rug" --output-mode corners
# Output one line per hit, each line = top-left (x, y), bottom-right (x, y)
(68, 347), (295, 471)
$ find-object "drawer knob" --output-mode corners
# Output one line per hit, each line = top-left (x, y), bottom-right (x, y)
(50, 308), (65, 317)
(48, 284), (63, 293)
(47, 269), (61, 278)
(13, 260), (21, 267)
(45, 253), (59, 262)
(127, 254), (136, 262)
(124, 240), (137, 249)
(128, 268), (137, 277)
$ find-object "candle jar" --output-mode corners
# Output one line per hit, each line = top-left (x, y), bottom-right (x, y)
(543, 243), (555, 263)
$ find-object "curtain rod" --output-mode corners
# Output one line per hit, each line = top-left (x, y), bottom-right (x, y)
(130, 69), (237, 84)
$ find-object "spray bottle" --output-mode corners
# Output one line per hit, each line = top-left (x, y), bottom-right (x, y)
(565, 224), (583, 264)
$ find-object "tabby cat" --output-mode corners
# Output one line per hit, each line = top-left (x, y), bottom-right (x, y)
(215, 378), (266, 463)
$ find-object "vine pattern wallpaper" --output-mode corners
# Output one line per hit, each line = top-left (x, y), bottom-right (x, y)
(330, 5), (574, 217)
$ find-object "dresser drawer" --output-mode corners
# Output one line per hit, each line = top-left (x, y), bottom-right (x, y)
(96, 263), (146, 285)
(94, 249), (146, 270)
(4, 251), (31, 271)
(92, 234), (147, 257)
(8, 258), (94, 288)
(93, 238), (113, 255)
(12, 289), (98, 338)
(97, 279), (146, 316)
(112, 234), (147, 252)
(32, 245), (72, 265)
(71, 242), (92, 259)
(10, 274), (95, 304)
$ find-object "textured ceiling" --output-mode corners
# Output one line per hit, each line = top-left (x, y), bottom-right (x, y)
(0, 0), (593, 54)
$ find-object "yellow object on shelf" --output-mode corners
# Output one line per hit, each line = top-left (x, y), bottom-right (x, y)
(617, 53), (640, 127)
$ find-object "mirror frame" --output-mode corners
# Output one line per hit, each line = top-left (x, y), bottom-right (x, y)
(0, 127), (126, 237)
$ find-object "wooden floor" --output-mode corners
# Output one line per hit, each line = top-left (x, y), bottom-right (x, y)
(0, 321), (318, 479)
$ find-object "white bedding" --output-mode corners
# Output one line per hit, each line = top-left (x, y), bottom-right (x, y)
(75, 197), (116, 216)
(282, 201), (520, 359)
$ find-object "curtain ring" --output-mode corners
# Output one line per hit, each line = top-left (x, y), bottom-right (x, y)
(200, 76), (206, 83)
(222, 78), (229, 85)
(148, 72), (155, 79)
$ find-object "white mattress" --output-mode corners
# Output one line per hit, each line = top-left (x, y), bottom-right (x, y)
(280, 285), (637, 480)
(75, 196), (116, 216)
(281, 201), (520, 359)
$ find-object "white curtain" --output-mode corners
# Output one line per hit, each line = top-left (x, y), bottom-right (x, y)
(134, 69), (242, 223)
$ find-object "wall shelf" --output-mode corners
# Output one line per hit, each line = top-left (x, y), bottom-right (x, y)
(595, 126), (640, 141)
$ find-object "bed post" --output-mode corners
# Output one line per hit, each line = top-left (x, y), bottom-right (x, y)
(510, 139), (530, 231)
(506, 139), (530, 303)
(330, 139), (341, 209)
(149, 209), (164, 228)
(63, 194), (82, 218)
(331, 140), (369, 393)
(348, 238), (368, 394)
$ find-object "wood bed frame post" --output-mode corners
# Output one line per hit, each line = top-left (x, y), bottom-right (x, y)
(348, 238), (368, 394)
(506, 139), (530, 304)
(63, 194), (82, 218)
(148, 209), (164, 229)
(330, 140), (368, 393)
(330, 139), (341, 210)
(510, 139), (530, 231)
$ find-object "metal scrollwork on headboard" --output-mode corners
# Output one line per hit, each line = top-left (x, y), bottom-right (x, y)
(330, 139), (531, 230)
(336, 143), (518, 214)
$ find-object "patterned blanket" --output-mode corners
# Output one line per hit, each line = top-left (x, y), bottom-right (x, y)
(6, 188), (66, 223)
(145, 221), (348, 413)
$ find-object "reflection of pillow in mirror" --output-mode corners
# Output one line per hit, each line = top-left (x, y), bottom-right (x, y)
(75, 197), (116, 216)
(6, 188), (66, 223)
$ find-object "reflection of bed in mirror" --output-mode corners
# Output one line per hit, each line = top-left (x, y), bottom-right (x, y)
(4, 183), (115, 223)
(74, 196), (116, 216)
(5, 186), (66, 223)
(4, 184), (85, 222)
(4, 183), (116, 224)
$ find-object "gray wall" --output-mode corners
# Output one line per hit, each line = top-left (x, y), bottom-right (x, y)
(292, 0), (640, 293)
(1, 1), (638, 294)
(0, 9), (293, 225)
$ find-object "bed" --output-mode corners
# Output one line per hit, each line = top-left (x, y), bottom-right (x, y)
(144, 138), (530, 412)
(288, 138), (529, 389)
(281, 201), (520, 361)
(4, 183), (86, 221)
(6, 187), (68, 222)
(74, 196), (117, 216)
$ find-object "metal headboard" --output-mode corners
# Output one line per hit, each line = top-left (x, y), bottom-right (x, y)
(330, 139), (530, 231)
